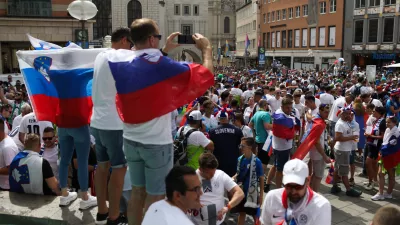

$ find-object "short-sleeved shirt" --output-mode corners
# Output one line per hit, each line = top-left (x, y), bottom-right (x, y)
(334, 119), (355, 152)
(250, 111), (272, 143)
(236, 156), (264, 195)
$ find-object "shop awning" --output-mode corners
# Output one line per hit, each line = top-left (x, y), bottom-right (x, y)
(384, 63), (400, 68)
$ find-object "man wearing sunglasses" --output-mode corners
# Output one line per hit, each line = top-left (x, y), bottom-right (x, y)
(260, 159), (331, 225)
(41, 127), (59, 180)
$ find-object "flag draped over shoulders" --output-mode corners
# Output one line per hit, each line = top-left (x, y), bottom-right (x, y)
(272, 109), (295, 140)
(107, 49), (214, 124)
(381, 127), (400, 170)
(292, 117), (326, 160)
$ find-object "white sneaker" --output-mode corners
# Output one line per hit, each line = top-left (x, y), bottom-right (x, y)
(371, 193), (385, 201)
(384, 193), (393, 199)
(59, 191), (78, 207)
(365, 182), (374, 191)
(79, 194), (97, 210)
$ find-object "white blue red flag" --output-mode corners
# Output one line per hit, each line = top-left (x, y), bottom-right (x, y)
(272, 109), (295, 140)
(380, 128), (400, 169)
(27, 34), (62, 50)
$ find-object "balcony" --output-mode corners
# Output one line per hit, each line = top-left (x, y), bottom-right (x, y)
(210, 33), (236, 40)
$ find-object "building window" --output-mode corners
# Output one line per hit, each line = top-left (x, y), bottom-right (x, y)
(268, 0), (271, 2)
(127, 0), (142, 27)
(295, 29), (300, 47)
(193, 5), (199, 16)
(267, 32), (271, 48)
(355, 0), (366, 8)
(252, 39), (255, 48)
(295, 6), (300, 17)
(272, 32), (276, 47)
(267, 12), (271, 23)
(320, 2), (326, 14)
(354, 20), (364, 43)
(224, 17), (230, 33)
(282, 9), (287, 20)
(310, 27), (316, 47)
(277, 10), (281, 21)
(263, 33), (266, 47)
(277, 31), (281, 47)
(264, 13), (266, 23)
(182, 25), (192, 35)
(328, 26), (336, 46)
(272, 11), (275, 21)
(302, 28), (308, 47)
(253, 20), (256, 30)
(174, 4), (180, 15)
(368, 19), (378, 42)
(383, 17), (394, 42)
(370, 0), (380, 6)
(288, 30), (293, 47)
(385, 0), (396, 5)
(319, 27), (326, 46)
(282, 30), (287, 48)
(289, 8), (293, 19)
(330, 0), (337, 12)
(303, 5), (308, 16)
(92, 0), (112, 40)
(7, 0), (51, 17)
(183, 5), (190, 15)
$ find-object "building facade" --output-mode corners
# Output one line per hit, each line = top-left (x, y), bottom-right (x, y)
(236, 0), (260, 67)
(343, 0), (400, 68)
(260, 0), (343, 70)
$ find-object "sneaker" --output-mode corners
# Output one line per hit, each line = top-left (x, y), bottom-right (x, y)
(264, 184), (270, 193)
(346, 188), (362, 197)
(59, 191), (78, 207)
(96, 212), (109, 225)
(363, 181), (370, 186)
(79, 194), (98, 210)
(364, 182), (375, 191)
(349, 178), (355, 186)
(371, 193), (385, 201)
(384, 193), (393, 199)
(331, 184), (342, 194)
(107, 215), (128, 225)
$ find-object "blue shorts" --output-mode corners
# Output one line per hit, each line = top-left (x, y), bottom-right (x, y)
(124, 138), (173, 195)
(90, 127), (126, 168)
(274, 149), (291, 172)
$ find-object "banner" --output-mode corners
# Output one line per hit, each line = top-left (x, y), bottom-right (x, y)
(258, 47), (265, 65)
(366, 65), (376, 82)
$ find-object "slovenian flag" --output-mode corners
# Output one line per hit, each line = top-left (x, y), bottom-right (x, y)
(381, 132), (400, 170)
(17, 47), (104, 128)
(272, 109), (295, 140)
(262, 130), (273, 156)
(107, 49), (214, 124)
(27, 34), (62, 50)
(292, 116), (326, 160)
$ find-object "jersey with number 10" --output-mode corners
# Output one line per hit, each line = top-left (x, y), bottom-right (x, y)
(19, 112), (53, 140)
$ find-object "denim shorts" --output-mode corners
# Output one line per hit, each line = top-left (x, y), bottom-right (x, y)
(274, 149), (291, 172)
(90, 127), (126, 168)
(123, 138), (173, 195)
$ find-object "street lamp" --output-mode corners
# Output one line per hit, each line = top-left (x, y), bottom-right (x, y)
(67, 0), (98, 49)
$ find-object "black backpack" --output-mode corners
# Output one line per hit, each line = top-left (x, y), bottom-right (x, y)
(173, 128), (196, 166)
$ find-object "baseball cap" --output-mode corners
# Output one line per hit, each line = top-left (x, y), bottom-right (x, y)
(282, 159), (309, 185)
(217, 110), (229, 120)
(188, 110), (202, 121)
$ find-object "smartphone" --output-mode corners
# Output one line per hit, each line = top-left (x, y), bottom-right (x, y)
(178, 35), (195, 44)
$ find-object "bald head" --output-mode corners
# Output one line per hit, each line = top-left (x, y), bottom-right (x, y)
(130, 18), (159, 46)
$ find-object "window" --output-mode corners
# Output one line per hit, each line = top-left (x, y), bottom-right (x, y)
(253, 20), (256, 30)
(272, 11), (275, 21)
(263, 33), (266, 47)
(127, 0), (142, 27)
(328, 26), (336, 46)
(193, 5), (199, 16)
(319, 27), (326, 46)
(93, 0), (112, 40)
(282, 9), (287, 20)
(295, 29), (300, 47)
(330, 0), (337, 12)
(277, 10), (280, 21)
(264, 13), (266, 23)
(369, 0), (380, 6)
(320, 2), (326, 14)
(183, 5), (190, 15)
(174, 4), (180, 15)
(310, 28), (316, 47)
(182, 25), (192, 35)
(267, 32), (271, 48)
(355, 0), (365, 8)
(289, 8), (293, 19)
(272, 32), (276, 47)
(282, 30), (287, 48)
(224, 17), (230, 33)
(302, 29), (308, 47)
(368, 19), (378, 42)
(303, 5), (308, 16)
(277, 31), (281, 47)
(383, 17), (394, 42)
(267, 12), (271, 23)
(354, 20), (364, 43)
(288, 30), (293, 48)
(7, 0), (51, 17)
(385, 0), (396, 5)
(252, 39), (255, 48)
(295, 6), (300, 17)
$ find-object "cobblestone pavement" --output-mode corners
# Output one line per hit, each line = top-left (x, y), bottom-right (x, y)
(0, 163), (399, 225)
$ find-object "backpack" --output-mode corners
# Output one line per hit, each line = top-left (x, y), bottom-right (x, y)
(173, 128), (196, 166)
(353, 84), (362, 97)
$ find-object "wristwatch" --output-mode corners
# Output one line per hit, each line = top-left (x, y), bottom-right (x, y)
(160, 48), (168, 56)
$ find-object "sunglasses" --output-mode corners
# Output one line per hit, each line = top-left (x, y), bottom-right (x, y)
(42, 137), (54, 141)
(284, 183), (305, 190)
(151, 34), (162, 40)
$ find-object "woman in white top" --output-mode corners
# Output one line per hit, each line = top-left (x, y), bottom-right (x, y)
(244, 97), (255, 124)
(234, 112), (253, 138)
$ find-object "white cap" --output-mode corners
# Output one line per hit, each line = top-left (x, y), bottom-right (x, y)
(188, 110), (202, 121)
(282, 159), (309, 185)
(291, 80), (297, 85)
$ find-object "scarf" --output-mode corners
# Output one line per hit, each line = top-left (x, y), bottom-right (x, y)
(236, 154), (258, 208)
(277, 187), (314, 225)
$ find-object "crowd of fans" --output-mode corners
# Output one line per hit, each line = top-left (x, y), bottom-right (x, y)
(0, 18), (400, 225)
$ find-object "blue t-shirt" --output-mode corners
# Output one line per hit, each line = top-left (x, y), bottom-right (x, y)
(237, 156), (264, 195)
(386, 99), (400, 120)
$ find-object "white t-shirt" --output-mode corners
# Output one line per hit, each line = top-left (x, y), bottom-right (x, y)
(231, 87), (243, 97)
(177, 126), (210, 148)
(242, 90), (254, 104)
(370, 99), (383, 108)
(293, 103), (305, 117)
(300, 96), (321, 108)
(171, 109), (178, 134)
(42, 145), (59, 179)
(310, 129), (326, 160)
(241, 125), (254, 138)
(91, 51), (123, 130)
(142, 200), (194, 225)
(305, 107), (319, 131)
(334, 119), (354, 152)
(202, 115), (219, 131)
(18, 113), (53, 142)
(0, 136), (18, 189)
(328, 97), (347, 123)
(319, 93), (335, 105)
(191, 169), (237, 225)
(267, 97), (282, 114)
(244, 106), (254, 124)
(3, 120), (9, 134)
(12, 114), (23, 129)
(211, 94), (219, 104)
(7, 100), (26, 122)
(260, 188), (331, 225)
